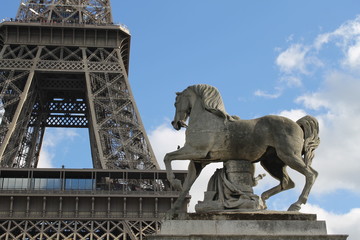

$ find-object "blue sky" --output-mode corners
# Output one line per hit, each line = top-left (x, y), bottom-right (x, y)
(1, 1), (360, 238)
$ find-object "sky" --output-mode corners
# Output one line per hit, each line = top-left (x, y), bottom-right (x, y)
(1, 0), (360, 239)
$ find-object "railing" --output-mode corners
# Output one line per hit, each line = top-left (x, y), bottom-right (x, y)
(5, 211), (165, 219)
(0, 169), (188, 223)
(0, 18), (130, 34)
(0, 168), (187, 193)
(0, 188), (182, 196)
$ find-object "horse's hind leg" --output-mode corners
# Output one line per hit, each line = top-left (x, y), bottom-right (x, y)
(260, 149), (295, 208)
(277, 151), (318, 211)
(260, 162), (295, 202)
(288, 165), (318, 211)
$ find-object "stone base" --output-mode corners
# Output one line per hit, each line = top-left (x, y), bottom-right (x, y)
(147, 236), (347, 240)
(146, 211), (348, 240)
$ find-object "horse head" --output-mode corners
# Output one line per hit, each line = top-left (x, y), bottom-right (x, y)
(171, 89), (193, 130)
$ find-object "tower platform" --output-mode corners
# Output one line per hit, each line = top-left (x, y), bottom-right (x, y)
(0, 168), (188, 239)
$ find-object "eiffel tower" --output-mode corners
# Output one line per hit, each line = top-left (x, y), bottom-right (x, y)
(0, 1), (187, 239)
(0, 0), (159, 170)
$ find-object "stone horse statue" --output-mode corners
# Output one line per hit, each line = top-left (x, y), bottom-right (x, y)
(164, 84), (320, 214)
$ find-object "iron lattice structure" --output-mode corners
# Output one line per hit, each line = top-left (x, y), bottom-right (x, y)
(0, 0), (158, 170)
(0, 2), (183, 239)
(17, 0), (113, 25)
(1, 220), (160, 240)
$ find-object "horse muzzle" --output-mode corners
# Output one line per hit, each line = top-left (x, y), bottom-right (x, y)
(171, 120), (188, 130)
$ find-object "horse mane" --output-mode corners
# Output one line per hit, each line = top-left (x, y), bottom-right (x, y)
(187, 84), (239, 121)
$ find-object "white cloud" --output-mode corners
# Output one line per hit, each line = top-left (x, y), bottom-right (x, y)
(276, 44), (309, 74)
(38, 128), (80, 168)
(330, 16), (360, 48)
(280, 75), (302, 87)
(255, 37), (320, 97)
(296, 93), (330, 110)
(313, 16), (360, 72)
(38, 149), (54, 168)
(285, 34), (294, 43)
(272, 15), (360, 94)
(302, 204), (360, 240)
(148, 122), (187, 170)
(278, 109), (308, 121)
(314, 32), (331, 50)
(344, 41), (360, 69)
(254, 88), (282, 99)
(42, 128), (79, 148)
(297, 71), (360, 113)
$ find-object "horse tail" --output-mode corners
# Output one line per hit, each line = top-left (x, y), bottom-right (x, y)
(296, 115), (320, 167)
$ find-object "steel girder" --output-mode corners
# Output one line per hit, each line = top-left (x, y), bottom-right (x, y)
(0, 219), (160, 240)
(0, 27), (158, 169)
(16, 0), (113, 25)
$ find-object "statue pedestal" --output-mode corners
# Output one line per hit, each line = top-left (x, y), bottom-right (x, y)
(147, 212), (348, 240)
(195, 160), (265, 212)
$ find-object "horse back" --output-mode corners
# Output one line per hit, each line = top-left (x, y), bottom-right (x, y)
(228, 115), (303, 148)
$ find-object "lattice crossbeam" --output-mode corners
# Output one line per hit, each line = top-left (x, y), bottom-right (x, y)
(17, 0), (113, 25)
(0, 43), (158, 169)
(0, 219), (160, 240)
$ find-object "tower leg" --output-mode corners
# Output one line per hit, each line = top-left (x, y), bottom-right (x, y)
(0, 47), (42, 167)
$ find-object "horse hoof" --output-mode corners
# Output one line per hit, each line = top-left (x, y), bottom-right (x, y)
(172, 179), (183, 191)
(288, 203), (301, 212)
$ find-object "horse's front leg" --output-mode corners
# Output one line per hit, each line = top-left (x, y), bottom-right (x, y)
(164, 151), (182, 191)
(164, 145), (208, 191)
(166, 161), (207, 219)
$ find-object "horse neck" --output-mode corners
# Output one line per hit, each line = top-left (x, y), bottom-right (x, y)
(188, 97), (224, 131)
